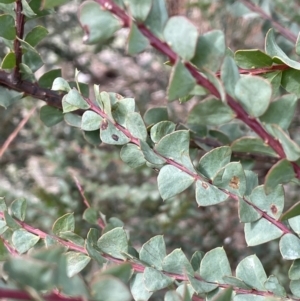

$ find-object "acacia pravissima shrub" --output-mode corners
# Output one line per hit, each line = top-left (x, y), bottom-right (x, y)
(1, 0), (300, 300)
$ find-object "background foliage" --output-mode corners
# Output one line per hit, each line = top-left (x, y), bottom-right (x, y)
(1, 0), (300, 300)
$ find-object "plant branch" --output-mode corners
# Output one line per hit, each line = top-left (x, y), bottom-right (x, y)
(0, 288), (84, 301)
(0, 106), (36, 159)
(13, 0), (25, 82)
(0, 212), (295, 300)
(238, 0), (297, 43)
(94, 0), (300, 179)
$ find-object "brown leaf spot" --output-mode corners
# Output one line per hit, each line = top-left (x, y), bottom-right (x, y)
(101, 119), (108, 130)
(229, 176), (240, 189)
(112, 134), (119, 141)
(202, 182), (208, 189)
(270, 204), (278, 215)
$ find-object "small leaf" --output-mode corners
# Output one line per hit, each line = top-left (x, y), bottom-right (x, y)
(25, 25), (48, 47)
(266, 28), (300, 70)
(86, 229), (106, 265)
(239, 198), (261, 223)
(11, 198), (27, 221)
(144, 0), (168, 39)
(0, 14), (15, 40)
(164, 291), (182, 301)
(164, 16), (198, 61)
(288, 216), (300, 236)
(190, 251), (204, 272)
(231, 137), (277, 157)
(188, 97), (235, 126)
(200, 248), (231, 283)
(155, 130), (195, 170)
(195, 181), (228, 206)
(1, 52), (16, 69)
(281, 69), (300, 97)
(167, 59), (196, 101)
(250, 185), (284, 220)
(223, 276), (251, 289)
(162, 249), (194, 275)
(65, 252), (91, 277)
(234, 75), (272, 117)
(289, 259), (300, 280)
(244, 170), (258, 196)
(198, 146), (231, 180)
(91, 275), (132, 301)
(40, 105), (63, 127)
(144, 107), (168, 126)
(79, 1), (121, 44)
(280, 234), (300, 260)
(157, 165), (194, 200)
(12, 229), (39, 254)
(64, 113), (82, 128)
(244, 218), (283, 246)
(120, 144), (146, 168)
(290, 280), (300, 297)
(130, 273), (153, 301)
(52, 213), (75, 235)
(271, 124), (300, 161)
(150, 121), (176, 143)
(83, 130), (101, 145)
(21, 0), (36, 18)
(140, 235), (166, 270)
(81, 111), (102, 131)
(52, 77), (71, 92)
(210, 287), (232, 301)
(125, 0), (152, 21)
(97, 227), (128, 260)
(62, 89), (90, 113)
(126, 112), (148, 141)
(236, 255), (267, 290)
(59, 231), (85, 247)
(281, 201), (300, 221)
(264, 159), (295, 194)
(140, 140), (166, 165)
(191, 30), (225, 72)
(127, 23), (149, 55)
(144, 267), (173, 291)
(100, 119), (131, 145)
(221, 56), (240, 97)
(0, 87), (23, 109)
(260, 94), (298, 130)
(213, 162), (246, 197)
(234, 49), (273, 68)
(4, 211), (20, 230)
(188, 274), (217, 294)
(264, 275), (286, 297)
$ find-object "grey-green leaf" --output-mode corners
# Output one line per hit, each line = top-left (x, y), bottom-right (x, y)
(234, 75), (272, 117)
(245, 218), (283, 246)
(236, 255), (267, 290)
(195, 181), (228, 206)
(167, 59), (196, 101)
(140, 235), (166, 270)
(200, 247), (232, 283)
(12, 229), (39, 254)
(97, 227), (128, 260)
(279, 234), (300, 260)
(188, 97), (235, 126)
(163, 16), (198, 61)
(157, 165), (195, 200)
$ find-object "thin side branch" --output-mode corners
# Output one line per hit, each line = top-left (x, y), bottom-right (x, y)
(239, 0), (297, 43)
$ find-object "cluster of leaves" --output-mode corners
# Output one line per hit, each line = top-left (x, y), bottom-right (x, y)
(2, 0), (300, 301)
